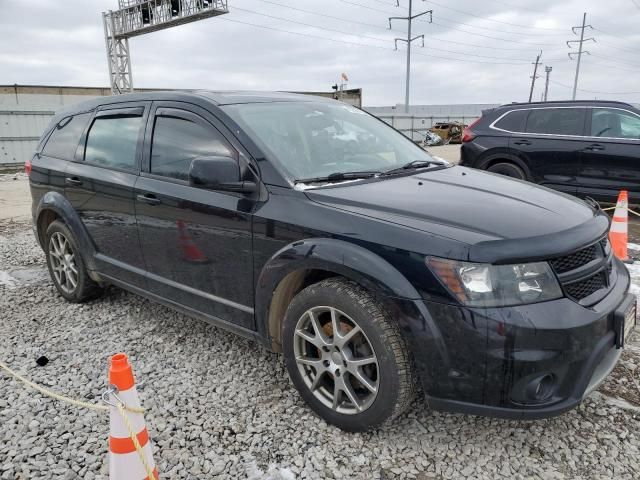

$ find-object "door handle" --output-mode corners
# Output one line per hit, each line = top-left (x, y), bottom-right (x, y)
(585, 143), (604, 151)
(137, 193), (161, 206)
(513, 139), (532, 146)
(65, 177), (83, 186)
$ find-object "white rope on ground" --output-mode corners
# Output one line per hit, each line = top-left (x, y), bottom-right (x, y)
(0, 359), (154, 477)
(0, 360), (144, 413)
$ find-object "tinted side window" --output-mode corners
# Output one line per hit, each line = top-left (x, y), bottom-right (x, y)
(494, 109), (528, 132)
(150, 114), (233, 181)
(84, 115), (142, 171)
(525, 108), (585, 136)
(42, 112), (91, 160)
(591, 108), (640, 139)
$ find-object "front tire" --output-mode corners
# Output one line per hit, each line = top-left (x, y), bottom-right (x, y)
(487, 161), (527, 180)
(282, 278), (416, 432)
(45, 220), (102, 303)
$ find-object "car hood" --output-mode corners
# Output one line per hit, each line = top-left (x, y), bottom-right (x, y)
(304, 166), (610, 263)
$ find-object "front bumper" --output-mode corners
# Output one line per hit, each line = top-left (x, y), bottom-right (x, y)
(399, 258), (634, 420)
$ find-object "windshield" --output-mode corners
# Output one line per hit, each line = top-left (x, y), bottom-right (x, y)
(222, 101), (443, 182)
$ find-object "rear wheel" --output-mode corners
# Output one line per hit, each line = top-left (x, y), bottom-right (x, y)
(487, 161), (527, 180)
(45, 220), (102, 302)
(282, 278), (416, 431)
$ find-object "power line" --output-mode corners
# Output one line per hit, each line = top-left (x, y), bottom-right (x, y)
(589, 52), (640, 68)
(255, 0), (562, 51)
(219, 16), (532, 64)
(232, 7), (394, 43)
(549, 79), (640, 96)
(234, 5), (534, 62)
(341, 0), (562, 39)
(428, 19), (558, 46)
(420, 0), (566, 32)
(631, 0), (640, 10)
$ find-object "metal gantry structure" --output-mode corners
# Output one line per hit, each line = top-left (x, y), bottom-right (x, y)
(102, 0), (229, 94)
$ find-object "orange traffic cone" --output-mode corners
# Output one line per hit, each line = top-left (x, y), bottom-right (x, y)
(609, 190), (631, 263)
(176, 220), (208, 263)
(108, 354), (159, 480)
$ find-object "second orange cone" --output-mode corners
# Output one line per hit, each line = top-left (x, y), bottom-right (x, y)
(609, 190), (631, 263)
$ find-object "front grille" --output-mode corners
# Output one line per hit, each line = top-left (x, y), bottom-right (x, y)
(549, 238), (612, 303)
(564, 273), (607, 300)
(549, 245), (597, 273)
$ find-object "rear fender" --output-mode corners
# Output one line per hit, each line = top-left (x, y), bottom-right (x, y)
(35, 191), (97, 271)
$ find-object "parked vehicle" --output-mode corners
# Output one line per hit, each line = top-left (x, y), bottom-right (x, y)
(29, 91), (635, 431)
(429, 122), (465, 144)
(421, 130), (443, 147)
(460, 100), (640, 203)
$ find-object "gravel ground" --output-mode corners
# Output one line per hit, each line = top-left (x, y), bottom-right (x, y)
(1, 218), (640, 479)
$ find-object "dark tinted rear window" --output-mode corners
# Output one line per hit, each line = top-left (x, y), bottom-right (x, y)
(525, 108), (585, 136)
(494, 109), (528, 132)
(84, 115), (142, 171)
(41, 112), (92, 160)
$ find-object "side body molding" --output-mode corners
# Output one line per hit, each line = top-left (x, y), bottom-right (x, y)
(34, 191), (98, 271)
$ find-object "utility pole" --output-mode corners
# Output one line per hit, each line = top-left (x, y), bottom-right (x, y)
(543, 66), (552, 102)
(567, 12), (595, 100)
(389, 0), (432, 113)
(528, 51), (542, 102)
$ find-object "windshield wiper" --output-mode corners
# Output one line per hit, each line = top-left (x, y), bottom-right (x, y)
(294, 171), (381, 184)
(382, 159), (446, 176)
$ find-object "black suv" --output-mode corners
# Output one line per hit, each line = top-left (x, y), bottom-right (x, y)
(29, 91), (635, 431)
(459, 100), (640, 203)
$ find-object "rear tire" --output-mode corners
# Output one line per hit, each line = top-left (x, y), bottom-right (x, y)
(45, 220), (103, 303)
(282, 278), (416, 432)
(487, 161), (527, 180)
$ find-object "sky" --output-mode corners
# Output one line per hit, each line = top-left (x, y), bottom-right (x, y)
(1, 0), (640, 106)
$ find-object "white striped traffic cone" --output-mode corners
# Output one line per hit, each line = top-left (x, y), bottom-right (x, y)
(609, 190), (631, 263)
(108, 353), (158, 480)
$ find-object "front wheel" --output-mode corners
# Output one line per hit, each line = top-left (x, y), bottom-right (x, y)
(487, 161), (527, 180)
(282, 278), (416, 431)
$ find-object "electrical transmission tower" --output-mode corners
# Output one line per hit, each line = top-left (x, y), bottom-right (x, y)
(388, 0), (432, 113)
(567, 12), (595, 100)
(103, 0), (229, 94)
(543, 66), (552, 102)
(528, 51), (542, 102)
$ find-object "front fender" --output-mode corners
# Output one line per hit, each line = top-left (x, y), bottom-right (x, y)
(255, 238), (452, 377)
(35, 191), (97, 271)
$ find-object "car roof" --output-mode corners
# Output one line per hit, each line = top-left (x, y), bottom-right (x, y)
(496, 99), (635, 110)
(56, 90), (333, 117)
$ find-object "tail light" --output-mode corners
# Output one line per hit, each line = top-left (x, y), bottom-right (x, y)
(25, 158), (32, 176)
(462, 117), (482, 143)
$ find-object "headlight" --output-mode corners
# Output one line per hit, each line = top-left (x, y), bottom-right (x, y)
(426, 257), (563, 307)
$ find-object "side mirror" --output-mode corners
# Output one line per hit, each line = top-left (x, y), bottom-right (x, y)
(189, 156), (257, 194)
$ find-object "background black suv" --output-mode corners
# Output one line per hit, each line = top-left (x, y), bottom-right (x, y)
(459, 100), (640, 203)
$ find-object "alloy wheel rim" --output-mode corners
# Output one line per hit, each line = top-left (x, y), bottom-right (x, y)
(293, 306), (379, 414)
(49, 232), (78, 294)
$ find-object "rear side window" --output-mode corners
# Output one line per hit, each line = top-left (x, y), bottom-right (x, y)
(41, 112), (91, 160)
(525, 108), (585, 136)
(493, 109), (528, 132)
(84, 114), (142, 171)
(150, 114), (233, 181)
(591, 108), (640, 139)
